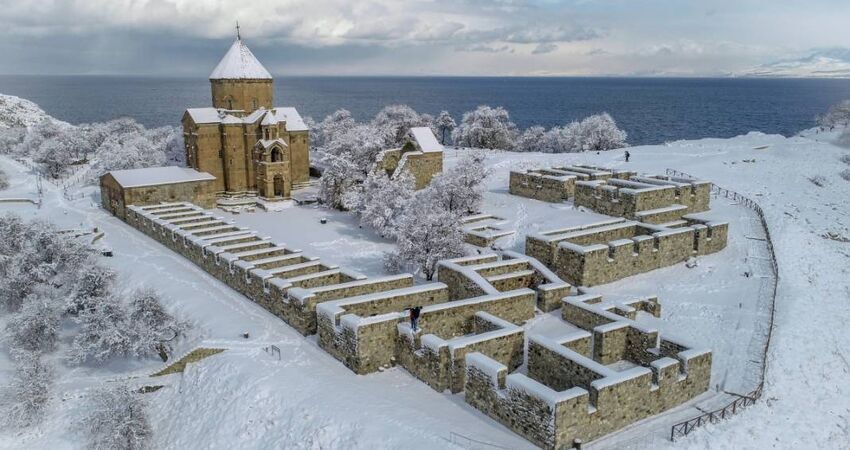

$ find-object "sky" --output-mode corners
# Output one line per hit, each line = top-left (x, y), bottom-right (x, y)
(1, 0), (849, 77)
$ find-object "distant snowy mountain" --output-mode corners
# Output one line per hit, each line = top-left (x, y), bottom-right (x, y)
(0, 94), (58, 128)
(741, 48), (850, 78)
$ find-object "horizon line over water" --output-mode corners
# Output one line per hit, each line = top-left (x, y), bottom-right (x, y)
(2, 75), (850, 145)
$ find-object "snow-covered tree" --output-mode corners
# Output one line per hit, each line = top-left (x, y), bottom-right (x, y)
(68, 264), (116, 314)
(434, 111), (457, 145)
(33, 137), (78, 178)
(419, 152), (488, 215)
(452, 105), (518, 150)
(6, 287), (62, 352)
(69, 294), (133, 364)
(82, 383), (151, 450)
(0, 214), (93, 312)
(128, 288), (189, 360)
(3, 350), (54, 428)
(91, 133), (167, 176)
(817, 100), (850, 130)
(515, 126), (548, 152)
(0, 127), (25, 154)
(372, 105), (426, 148)
(387, 206), (465, 280)
(313, 109), (357, 151)
(318, 152), (362, 210)
(359, 170), (415, 239)
(576, 113), (628, 151)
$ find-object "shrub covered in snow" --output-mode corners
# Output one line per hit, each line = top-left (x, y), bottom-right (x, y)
(82, 383), (151, 450)
(128, 288), (189, 359)
(452, 105), (518, 150)
(2, 350), (54, 428)
(817, 100), (850, 130)
(0, 168), (8, 190)
(840, 168), (850, 182)
(840, 154), (850, 165)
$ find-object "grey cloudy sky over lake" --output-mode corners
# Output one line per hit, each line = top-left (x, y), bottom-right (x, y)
(1, 0), (849, 77)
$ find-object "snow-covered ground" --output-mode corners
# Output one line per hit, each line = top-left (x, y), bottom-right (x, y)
(1, 127), (849, 449)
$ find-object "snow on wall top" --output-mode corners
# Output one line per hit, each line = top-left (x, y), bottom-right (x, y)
(410, 127), (444, 153)
(107, 166), (216, 188)
(209, 39), (272, 80)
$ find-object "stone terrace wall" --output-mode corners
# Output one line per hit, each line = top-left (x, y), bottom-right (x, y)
(396, 311), (525, 393)
(463, 293), (711, 449)
(316, 288), (533, 375)
(527, 218), (728, 286)
(437, 252), (571, 312)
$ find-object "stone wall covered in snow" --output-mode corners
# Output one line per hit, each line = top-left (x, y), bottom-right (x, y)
(463, 293), (711, 449)
(526, 218), (728, 286)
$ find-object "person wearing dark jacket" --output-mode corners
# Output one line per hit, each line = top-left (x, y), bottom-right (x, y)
(625, 150), (631, 162)
(409, 306), (422, 331)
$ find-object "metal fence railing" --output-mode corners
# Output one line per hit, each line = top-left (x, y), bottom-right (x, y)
(665, 169), (779, 441)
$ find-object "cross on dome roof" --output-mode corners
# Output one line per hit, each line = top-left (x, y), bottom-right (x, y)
(209, 31), (272, 80)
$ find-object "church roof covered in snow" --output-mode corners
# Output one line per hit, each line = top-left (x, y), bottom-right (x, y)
(107, 166), (216, 188)
(209, 39), (273, 80)
(410, 127), (444, 153)
(185, 107), (309, 132)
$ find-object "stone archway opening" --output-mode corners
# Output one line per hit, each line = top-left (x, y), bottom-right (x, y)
(273, 175), (285, 197)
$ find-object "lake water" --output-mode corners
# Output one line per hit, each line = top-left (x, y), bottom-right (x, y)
(2, 75), (850, 145)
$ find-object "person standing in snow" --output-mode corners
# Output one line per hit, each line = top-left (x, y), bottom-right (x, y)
(409, 306), (422, 331)
(625, 150), (631, 162)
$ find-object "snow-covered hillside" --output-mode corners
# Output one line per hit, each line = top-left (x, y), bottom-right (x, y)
(1, 116), (849, 449)
(0, 95), (57, 128)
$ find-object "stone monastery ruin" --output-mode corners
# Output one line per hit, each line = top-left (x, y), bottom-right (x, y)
(512, 165), (728, 286)
(98, 36), (731, 450)
(118, 201), (714, 449)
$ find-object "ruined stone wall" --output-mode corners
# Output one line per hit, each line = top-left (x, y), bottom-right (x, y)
(529, 219), (728, 286)
(460, 291), (711, 449)
(509, 170), (576, 203)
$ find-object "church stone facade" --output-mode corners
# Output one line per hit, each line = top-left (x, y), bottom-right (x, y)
(182, 38), (310, 199)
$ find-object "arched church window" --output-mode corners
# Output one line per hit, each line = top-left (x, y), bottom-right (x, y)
(227, 98), (233, 110)
(252, 98), (258, 110)
(271, 148), (283, 162)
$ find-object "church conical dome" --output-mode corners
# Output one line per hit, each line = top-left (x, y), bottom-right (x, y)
(209, 38), (272, 80)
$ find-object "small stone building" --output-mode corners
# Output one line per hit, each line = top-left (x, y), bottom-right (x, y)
(100, 166), (217, 218)
(377, 127), (444, 189)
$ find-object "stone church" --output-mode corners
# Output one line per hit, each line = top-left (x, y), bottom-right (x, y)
(182, 35), (310, 199)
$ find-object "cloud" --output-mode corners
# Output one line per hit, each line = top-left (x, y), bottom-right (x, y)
(0, 0), (849, 76)
(741, 48), (850, 78)
(455, 44), (513, 54)
(532, 43), (557, 55)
